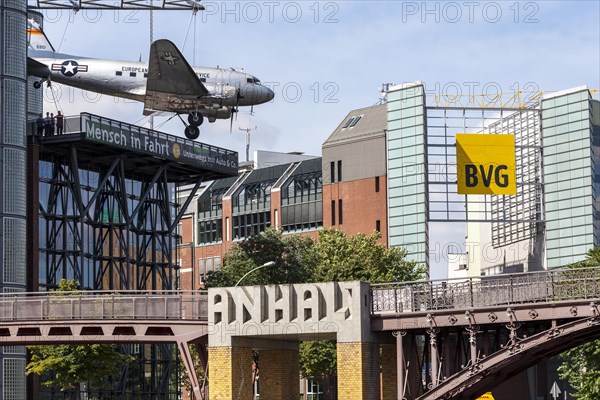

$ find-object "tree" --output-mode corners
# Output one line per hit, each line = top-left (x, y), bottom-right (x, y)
(26, 279), (133, 398)
(559, 247), (600, 399)
(311, 228), (425, 283)
(299, 229), (425, 398)
(205, 228), (315, 288)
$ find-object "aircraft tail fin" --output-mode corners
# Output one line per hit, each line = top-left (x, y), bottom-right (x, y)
(27, 18), (55, 54)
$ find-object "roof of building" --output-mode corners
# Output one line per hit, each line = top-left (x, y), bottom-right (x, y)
(322, 103), (387, 147)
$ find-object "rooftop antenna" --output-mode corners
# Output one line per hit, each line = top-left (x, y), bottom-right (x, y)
(239, 125), (257, 162)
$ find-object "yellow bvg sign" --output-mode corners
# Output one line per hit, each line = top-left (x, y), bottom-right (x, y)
(456, 134), (516, 195)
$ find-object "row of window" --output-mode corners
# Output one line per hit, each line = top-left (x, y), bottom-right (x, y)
(198, 256), (221, 282)
(232, 212), (271, 240)
(115, 71), (148, 78)
(282, 172), (322, 204)
(233, 181), (274, 212)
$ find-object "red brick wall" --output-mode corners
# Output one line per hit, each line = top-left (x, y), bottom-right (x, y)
(323, 176), (387, 246)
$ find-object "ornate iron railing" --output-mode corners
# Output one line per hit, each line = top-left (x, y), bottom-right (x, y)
(371, 267), (600, 314)
(0, 290), (208, 321)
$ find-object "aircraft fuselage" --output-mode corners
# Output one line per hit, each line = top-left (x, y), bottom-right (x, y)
(33, 53), (273, 109)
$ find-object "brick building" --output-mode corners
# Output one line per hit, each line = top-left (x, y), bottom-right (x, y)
(177, 104), (388, 292)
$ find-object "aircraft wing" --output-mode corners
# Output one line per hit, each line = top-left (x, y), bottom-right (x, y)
(144, 39), (209, 114)
(27, 57), (51, 79)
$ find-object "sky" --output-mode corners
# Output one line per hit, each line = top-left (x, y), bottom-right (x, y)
(36, 0), (600, 157)
(35, 1), (600, 277)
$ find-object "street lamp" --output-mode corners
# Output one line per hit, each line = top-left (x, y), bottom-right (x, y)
(234, 261), (276, 287)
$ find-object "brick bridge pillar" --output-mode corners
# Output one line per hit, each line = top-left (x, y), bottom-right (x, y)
(207, 345), (253, 399)
(380, 343), (398, 400)
(337, 342), (381, 400)
(259, 342), (300, 400)
(208, 282), (374, 400)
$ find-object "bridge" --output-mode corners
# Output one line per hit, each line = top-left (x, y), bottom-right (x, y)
(1, 267), (599, 399)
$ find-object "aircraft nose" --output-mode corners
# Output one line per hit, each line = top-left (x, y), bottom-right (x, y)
(263, 86), (275, 103)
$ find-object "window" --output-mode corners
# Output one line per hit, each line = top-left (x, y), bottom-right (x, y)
(330, 161), (335, 183)
(331, 200), (336, 225)
(337, 160), (342, 182)
(200, 77), (206, 82)
(338, 199), (343, 225)
(115, 71), (122, 76)
(375, 176), (380, 192)
(197, 219), (223, 244)
(306, 378), (323, 400)
(232, 212), (271, 240)
(233, 181), (274, 212)
(281, 171), (323, 232)
(144, 73), (148, 78)
(342, 117), (355, 129)
(376, 220), (381, 233)
(130, 72), (136, 77)
(349, 115), (362, 127)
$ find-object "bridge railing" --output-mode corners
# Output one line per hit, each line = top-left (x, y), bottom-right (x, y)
(371, 266), (600, 314)
(0, 290), (208, 322)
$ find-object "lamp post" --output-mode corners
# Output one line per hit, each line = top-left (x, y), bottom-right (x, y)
(235, 261), (276, 287)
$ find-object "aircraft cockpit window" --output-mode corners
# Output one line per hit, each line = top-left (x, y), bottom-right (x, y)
(254, 79), (261, 85)
(247, 78), (253, 83)
(247, 77), (261, 85)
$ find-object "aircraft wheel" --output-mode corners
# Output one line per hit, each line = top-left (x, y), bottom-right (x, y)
(188, 112), (204, 127)
(33, 81), (42, 89)
(185, 125), (200, 140)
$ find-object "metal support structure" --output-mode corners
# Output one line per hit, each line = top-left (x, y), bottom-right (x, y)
(426, 314), (440, 388)
(393, 331), (406, 400)
(28, 0), (205, 11)
(38, 147), (208, 398)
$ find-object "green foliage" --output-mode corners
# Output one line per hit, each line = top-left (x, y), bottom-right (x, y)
(26, 279), (133, 392)
(205, 228), (315, 288)
(559, 247), (600, 398)
(27, 344), (132, 390)
(299, 340), (337, 380)
(311, 228), (425, 283)
(559, 341), (600, 399)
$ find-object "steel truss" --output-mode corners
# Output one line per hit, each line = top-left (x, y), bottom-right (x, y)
(39, 148), (205, 399)
(27, 0), (204, 11)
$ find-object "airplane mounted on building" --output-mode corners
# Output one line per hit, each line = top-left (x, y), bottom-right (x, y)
(26, 19), (274, 140)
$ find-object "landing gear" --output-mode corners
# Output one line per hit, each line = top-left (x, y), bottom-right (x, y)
(188, 112), (204, 127)
(33, 77), (51, 89)
(185, 125), (200, 140)
(183, 112), (203, 140)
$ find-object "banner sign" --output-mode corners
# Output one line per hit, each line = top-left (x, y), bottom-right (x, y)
(456, 134), (516, 195)
(81, 113), (237, 175)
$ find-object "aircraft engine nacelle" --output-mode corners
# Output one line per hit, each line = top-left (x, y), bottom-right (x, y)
(201, 106), (232, 122)
(204, 83), (238, 106)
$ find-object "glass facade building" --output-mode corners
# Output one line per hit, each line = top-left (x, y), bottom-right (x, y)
(386, 83), (600, 273)
(542, 88), (599, 268)
(1, 2), (28, 399)
(386, 83), (429, 266)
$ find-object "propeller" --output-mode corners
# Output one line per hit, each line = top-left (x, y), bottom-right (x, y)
(229, 87), (243, 133)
